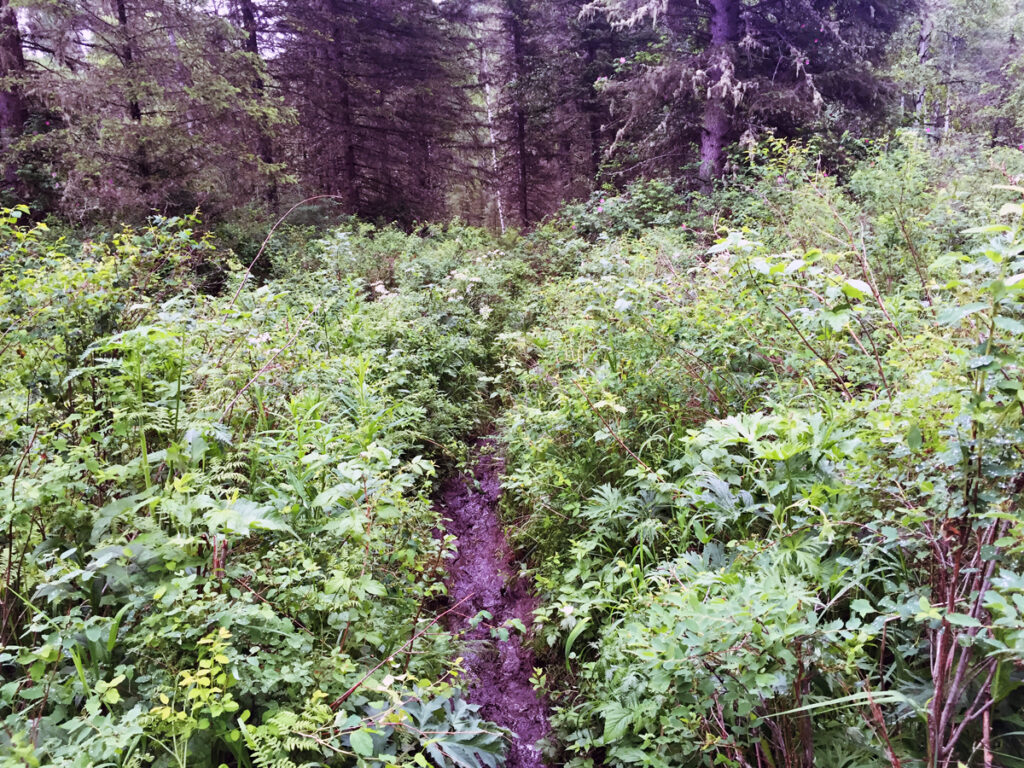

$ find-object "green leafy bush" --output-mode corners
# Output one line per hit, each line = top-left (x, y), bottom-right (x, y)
(499, 143), (1024, 767)
(0, 209), (517, 768)
(7, 134), (1024, 768)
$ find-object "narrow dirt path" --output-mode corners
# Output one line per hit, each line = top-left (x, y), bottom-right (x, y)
(438, 440), (550, 768)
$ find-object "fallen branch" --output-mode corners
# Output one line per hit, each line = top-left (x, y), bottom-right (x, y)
(228, 195), (345, 309)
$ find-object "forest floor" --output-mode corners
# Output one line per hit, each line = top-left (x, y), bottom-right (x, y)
(437, 440), (550, 768)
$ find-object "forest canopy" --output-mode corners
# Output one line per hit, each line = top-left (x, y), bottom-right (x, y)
(2, 0), (1021, 225)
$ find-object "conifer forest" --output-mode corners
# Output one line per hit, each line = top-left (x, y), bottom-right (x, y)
(6, 0), (1024, 766)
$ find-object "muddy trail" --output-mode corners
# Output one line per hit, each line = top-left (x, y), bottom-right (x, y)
(437, 441), (550, 768)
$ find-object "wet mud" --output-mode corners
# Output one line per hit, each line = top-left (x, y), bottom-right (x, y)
(438, 441), (550, 768)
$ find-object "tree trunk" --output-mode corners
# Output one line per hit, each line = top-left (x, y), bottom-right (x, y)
(0, 0), (27, 192)
(238, 0), (278, 208)
(115, 0), (151, 187)
(582, 36), (603, 182)
(507, 0), (529, 227)
(339, 75), (359, 211)
(914, 0), (937, 120)
(115, 0), (142, 123)
(698, 0), (737, 185)
(479, 46), (506, 232)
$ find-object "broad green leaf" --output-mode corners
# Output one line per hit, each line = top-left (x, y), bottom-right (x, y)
(850, 599), (874, 616)
(565, 617), (590, 667)
(609, 746), (648, 763)
(994, 315), (1024, 334)
(350, 729), (375, 757)
(936, 302), (988, 326)
(840, 278), (871, 300)
(963, 224), (1011, 234)
(906, 425), (922, 452)
(602, 702), (632, 743)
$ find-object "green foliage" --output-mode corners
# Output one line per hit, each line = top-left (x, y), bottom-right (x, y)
(557, 179), (687, 240)
(498, 140), (1024, 767)
(0, 208), (521, 767)
(7, 133), (1024, 768)
(13, 0), (294, 220)
(240, 687), (506, 768)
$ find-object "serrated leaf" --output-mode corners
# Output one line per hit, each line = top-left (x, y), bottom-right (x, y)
(937, 302), (988, 326)
(850, 599), (874, 616)
(994, 316), (1024, 334)
(610, 746), (648, 763)
(968, 354), (996, 370)
(602, 702), (632, 742)
(907, 425), (922, 452)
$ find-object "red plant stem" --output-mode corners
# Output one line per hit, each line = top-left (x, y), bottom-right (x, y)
(572, 378), (652, 474)
(775, 306), (853, 400)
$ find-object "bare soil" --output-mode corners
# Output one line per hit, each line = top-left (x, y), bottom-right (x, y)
(437, 441), (550, 768)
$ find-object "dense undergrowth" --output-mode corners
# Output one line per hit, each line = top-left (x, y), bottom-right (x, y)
(4, 133), (1024, 768)
(500, 136), (1024, 767)
(0, 213), (521, 767)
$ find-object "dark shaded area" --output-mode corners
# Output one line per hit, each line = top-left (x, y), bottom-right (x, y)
(437, 442), (550, 768)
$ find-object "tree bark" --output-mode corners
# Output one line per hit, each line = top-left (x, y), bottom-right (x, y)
(321, 1), (360, 212)
(582, 35), (603, 182)
(339, 75), (359, 211)
(507, 0), (529, 226)
(115, 0), (142, 123)
(115, 0), (151, 187)
(0, 0), (27, 192)
(238, 0), (278, 207)
(698, 0), (738, 185)
(479, 45), (507, 232)
(914, 0), (937, 120)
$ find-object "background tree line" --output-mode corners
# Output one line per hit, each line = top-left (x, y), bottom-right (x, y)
(1, 0), (1023, 227)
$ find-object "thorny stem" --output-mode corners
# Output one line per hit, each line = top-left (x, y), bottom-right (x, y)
(228, 195), (345, 309)
(774, 306), (853, 400)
